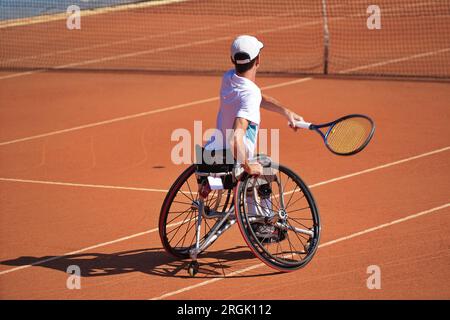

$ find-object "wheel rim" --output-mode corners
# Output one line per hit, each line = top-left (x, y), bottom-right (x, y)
(236, 164), (320, 270)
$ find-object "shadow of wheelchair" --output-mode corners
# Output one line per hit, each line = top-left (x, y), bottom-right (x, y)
(1, 246), (282, 279)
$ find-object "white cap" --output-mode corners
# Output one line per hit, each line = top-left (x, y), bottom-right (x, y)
(230, 35), (264, 64)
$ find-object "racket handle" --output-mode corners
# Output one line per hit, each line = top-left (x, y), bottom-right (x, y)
(293, 120), (312, 129)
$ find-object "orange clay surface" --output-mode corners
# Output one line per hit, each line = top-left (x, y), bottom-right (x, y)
(0, 70), (449, 299)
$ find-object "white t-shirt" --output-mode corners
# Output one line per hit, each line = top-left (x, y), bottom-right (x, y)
(205, 69), (262, 159)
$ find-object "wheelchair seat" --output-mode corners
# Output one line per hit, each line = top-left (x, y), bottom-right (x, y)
(195, 145), (236, 189)
(195, 145), (235, 173)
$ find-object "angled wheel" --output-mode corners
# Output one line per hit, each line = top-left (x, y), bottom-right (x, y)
(235, 163), (320, 271)
(159, 164), (232, 258)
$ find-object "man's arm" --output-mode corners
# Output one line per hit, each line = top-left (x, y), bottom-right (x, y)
(229, 117), (263, 175)
(261, 94), (304, 130)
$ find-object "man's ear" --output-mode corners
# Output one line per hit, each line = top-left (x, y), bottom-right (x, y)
(255, 55), (260, 68)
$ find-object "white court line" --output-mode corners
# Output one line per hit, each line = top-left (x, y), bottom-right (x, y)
(150, 203), (450, 300)
(341, 48), (450, 74)
(0, 70), (46, 80)
(2, 23), (230, 65)
(307, 146), (450, 188)
(0, 145), (448, 276)
(0, 177), (167, 193)
(1, 145), (448, 193)
(0, 70), (45, 81)
(0, 78), (312, 146)
(55, 36), (232, 69)
(0, 96), (219, 146)
(0, 0), (188, 29)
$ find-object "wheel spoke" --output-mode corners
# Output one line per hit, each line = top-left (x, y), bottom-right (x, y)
(286, 206), (311, 216)
(204, 217), (213, 239)
(188, 215), (198, 249)
(289, 217), (312, 230)
(254, 178), (280, 213)
(166, 209), (193, 235)
(284, 231), (297, 262)
(270, 187), (282, 210)
(286, 220), (307, 248)
(253, 197), (279, 216)
(168, 209), (194, 244)
(285, 184), (299, 209)
(287, 219), (311, 241)
(166, 207), (193, 225)
(184, 178), (196, 201)
(172, 200), (194, 206)
(178, 187), (195, 203)
(285, 193), (306, 210)
(178, 210), (196, 248)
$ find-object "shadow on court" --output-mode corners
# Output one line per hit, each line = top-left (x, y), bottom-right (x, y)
(1, 247), (282, 279)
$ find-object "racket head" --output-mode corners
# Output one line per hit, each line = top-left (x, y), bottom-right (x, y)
(323, 114), (375, 156)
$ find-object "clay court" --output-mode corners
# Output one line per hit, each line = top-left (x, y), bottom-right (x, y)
(0, 0), (449, 299)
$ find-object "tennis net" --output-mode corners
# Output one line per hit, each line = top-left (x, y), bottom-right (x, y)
(1, 0), (449, 79)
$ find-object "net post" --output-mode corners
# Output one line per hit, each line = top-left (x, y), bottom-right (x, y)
(321, 0), (330, 75)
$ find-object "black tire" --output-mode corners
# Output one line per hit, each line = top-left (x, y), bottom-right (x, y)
(159, 165), (232, 258)
(235, 163), (320, 271)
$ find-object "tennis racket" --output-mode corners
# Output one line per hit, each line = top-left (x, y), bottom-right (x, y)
(293, 114), (375, 156)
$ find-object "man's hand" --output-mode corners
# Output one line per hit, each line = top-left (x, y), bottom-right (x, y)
(285, 109), (304, 132)
(243, 162), (263, 175)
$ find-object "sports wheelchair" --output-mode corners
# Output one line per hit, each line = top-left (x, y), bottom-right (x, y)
(159, 146), (320, 276)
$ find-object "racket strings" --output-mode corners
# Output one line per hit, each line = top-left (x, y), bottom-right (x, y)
(326, 118), (373, 154)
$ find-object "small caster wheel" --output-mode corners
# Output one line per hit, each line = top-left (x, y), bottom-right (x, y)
(188, 261), (199, 277)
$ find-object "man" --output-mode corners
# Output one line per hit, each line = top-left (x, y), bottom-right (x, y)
(203, 35), (304, 240)
(205, 35), (303, 174)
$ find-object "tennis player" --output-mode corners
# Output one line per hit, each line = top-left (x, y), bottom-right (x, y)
(203, 35), (304, 239)
(205, 35), (304, 175)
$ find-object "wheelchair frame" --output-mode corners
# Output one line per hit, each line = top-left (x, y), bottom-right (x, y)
(159, 150), (320, 276)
